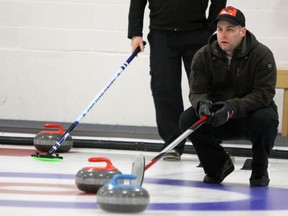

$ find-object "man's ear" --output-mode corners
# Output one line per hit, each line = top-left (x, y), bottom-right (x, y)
(241, 27), (247, 37)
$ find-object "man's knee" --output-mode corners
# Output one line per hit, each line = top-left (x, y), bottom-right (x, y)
(249, 107), (278, 131)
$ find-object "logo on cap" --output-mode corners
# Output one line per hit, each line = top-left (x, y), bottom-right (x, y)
(216, 6), (246, 27)
(219, 6), (237, 17)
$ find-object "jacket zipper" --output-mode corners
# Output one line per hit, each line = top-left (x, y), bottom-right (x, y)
(227, 57), (231, 70)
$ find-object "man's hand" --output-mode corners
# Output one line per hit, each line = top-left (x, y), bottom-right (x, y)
(197, 100), (213, 118)
(211, 101), (234, 127)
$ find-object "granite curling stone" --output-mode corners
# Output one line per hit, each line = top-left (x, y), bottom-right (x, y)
(96, 174), (150, 213)
(76, 157), (123, 193)
(34, 123), (73, 153)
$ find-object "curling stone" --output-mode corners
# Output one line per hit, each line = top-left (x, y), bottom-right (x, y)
(75, 157), (123, 193)
(97, 174), (150, 213)
(34, 123), (73, 153)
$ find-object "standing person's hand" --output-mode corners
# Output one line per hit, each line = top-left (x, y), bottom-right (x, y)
(131, 36), (145, 53)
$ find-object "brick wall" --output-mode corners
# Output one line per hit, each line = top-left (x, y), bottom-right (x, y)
(0, 0), (287, 132)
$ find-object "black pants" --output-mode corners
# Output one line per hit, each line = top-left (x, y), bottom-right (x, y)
(148, 29), (210, 154)
(179, 106), (279, 176)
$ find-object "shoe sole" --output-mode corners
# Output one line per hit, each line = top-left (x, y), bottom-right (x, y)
(250, 179), (270, 186)
(204, 163), (235, 184)
(163, 157), (181, 161)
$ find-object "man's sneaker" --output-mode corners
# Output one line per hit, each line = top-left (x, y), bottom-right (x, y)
(203, 157), (235, 184)
(250, 174), (270, 186)
(163, 149), (181, 161)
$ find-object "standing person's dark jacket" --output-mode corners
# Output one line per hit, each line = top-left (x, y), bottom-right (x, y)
(128, 0), (227, 38)
(189, 30), (277, 119)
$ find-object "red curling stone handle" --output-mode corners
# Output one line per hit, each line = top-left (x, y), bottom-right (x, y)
(40, 123), (65, 134)
(83, 157), (117, 171)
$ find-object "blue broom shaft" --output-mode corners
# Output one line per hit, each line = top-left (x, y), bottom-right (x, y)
(47, 44), (145, 155)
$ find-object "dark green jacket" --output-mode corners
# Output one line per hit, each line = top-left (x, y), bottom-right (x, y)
(128, 0), (227, 38)
(189, 30), (277, 118)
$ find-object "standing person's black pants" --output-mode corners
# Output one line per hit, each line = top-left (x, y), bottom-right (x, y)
(179, 106), (279, 178)
(148, 29), (210, 154)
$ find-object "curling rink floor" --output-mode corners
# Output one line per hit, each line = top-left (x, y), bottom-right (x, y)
(1, 141), (288, 216)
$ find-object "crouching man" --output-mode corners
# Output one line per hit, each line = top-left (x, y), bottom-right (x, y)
(180, 6), (279, 186)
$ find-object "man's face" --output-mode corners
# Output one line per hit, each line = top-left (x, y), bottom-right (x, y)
(216, 20), (246, 56)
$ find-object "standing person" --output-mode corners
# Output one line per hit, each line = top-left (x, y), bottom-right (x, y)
(128, 0), (227, 161)
(179, 6), (278, 186)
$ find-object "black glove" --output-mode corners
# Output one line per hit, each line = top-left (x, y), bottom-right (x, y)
(197, 100), (213, 118)
(210, 101), (234, 127)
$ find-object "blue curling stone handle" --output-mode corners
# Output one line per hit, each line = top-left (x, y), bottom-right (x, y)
(109, 174), (141, 189)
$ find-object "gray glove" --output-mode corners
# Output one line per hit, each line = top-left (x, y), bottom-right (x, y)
(197, 100), (213, 118)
